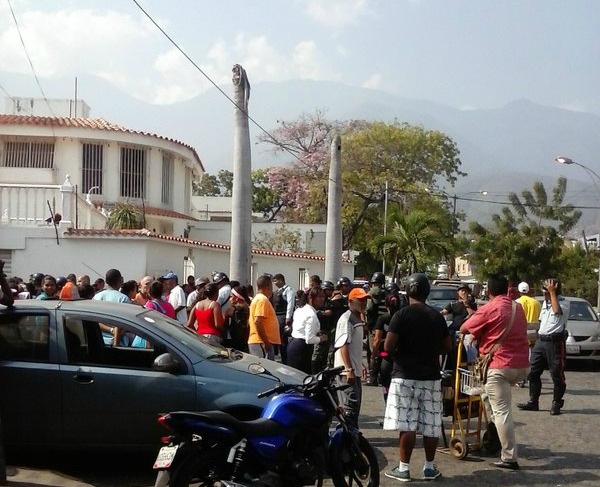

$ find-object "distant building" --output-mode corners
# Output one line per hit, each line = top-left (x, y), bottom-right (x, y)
(0, 98), (353, 285)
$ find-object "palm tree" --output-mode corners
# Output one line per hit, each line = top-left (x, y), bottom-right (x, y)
(373, 208), (450, 279)
(106, 202), (144, 230)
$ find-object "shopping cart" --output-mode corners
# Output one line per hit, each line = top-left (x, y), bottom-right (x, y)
(441, 334), (499, 460)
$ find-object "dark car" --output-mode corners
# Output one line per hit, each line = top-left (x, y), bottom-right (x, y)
(0, 300), (304, 450)
(426, 286), (458, 312)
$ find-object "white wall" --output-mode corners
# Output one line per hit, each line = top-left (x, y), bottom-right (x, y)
(190, 221), (328, 254)
(1, 227), (354, 289)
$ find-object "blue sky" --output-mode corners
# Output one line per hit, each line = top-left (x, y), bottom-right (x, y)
(1, 0), (599, 114)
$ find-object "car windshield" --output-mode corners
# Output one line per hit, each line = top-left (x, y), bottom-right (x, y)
(429, 288), (457, 301)
(138, 309), (231, 360)
(568, 301), (598, 322)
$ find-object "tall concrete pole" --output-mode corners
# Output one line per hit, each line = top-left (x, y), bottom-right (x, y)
(325, 135), (343, 282)
(229, 64), (252, 284)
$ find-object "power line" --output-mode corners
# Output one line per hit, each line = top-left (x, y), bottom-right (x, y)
(7, 0), (56, 118)
(0, 82), (16, 103)
(131, 0), (303, 165)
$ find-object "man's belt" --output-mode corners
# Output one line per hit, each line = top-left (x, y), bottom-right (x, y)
(539, 332), (566, 342)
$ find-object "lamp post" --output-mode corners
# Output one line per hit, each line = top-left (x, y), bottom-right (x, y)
(555, 155), (600, 310)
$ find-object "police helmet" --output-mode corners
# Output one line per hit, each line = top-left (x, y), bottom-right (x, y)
(406, 273), (430, 300)
(212, 271), (229, 284)
(385, 282), (400, 294)
(337, 276), (352, 288)
(322, 280), (335, 290)
(370, 271), (385, 285)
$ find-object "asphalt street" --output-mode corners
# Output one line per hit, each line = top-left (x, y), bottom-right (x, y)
(4, 360), (600, 487)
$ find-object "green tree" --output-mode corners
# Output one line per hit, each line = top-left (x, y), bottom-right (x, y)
(217, 170), (233, 197)
(468, 177), (581, 284)
(106, 202), (144, 230)
(251, 169), (283, 221)
(193, 173), (221, 196)
(259, 113), (465, 250)
(252, 224), (305, 253)
(372, 207), (451, 279)
(559, 244), (598, 303)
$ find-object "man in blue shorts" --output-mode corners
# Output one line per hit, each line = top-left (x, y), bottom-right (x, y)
(383, 273), (451, 482)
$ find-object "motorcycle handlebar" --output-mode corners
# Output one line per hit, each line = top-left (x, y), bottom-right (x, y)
(257, 384), (284, 399)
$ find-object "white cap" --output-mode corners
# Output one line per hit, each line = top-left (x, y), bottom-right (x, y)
(518, 282), (529, 293)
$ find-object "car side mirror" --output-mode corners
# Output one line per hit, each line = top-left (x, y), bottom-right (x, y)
(152, 352), (180, 373)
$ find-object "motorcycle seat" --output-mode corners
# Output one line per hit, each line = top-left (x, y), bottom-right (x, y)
(169, 410), (288, 437)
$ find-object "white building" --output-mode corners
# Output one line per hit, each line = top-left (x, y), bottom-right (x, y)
(0, 100), (353, 288)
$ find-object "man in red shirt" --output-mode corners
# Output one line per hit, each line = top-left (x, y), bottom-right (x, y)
(460, 275), (529, 471)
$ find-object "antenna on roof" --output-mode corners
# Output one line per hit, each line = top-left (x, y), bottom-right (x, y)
(74, 77), (78, 118)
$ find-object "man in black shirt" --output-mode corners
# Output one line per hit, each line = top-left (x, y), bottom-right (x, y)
(383, 273), (451, 482)
(441, 284), (477, 335)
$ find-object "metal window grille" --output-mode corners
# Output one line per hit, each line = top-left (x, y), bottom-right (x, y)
(120, 147), (146, 198)
(82, 143), (103, 194)
(2, 141), (54, 168)
(161, 153), (174, 205)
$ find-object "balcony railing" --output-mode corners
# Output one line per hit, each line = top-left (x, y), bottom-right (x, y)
(0, 175), (75, 227)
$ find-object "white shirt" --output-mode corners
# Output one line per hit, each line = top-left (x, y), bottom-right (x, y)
(539, 298), (569, 335)
(334, 310), (364, 374)
(187, 289), (200, 309)
(291, 304), (321, 345)
(168, 284), (188, 324)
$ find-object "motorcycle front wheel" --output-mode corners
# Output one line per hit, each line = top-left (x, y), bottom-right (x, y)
(168, 450), (229, 487)
(329, 433), (379, 487)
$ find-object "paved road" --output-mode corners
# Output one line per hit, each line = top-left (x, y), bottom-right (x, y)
(5, 361), (600, 487)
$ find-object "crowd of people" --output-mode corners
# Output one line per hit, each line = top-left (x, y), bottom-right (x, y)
(1, 261), (568, 482)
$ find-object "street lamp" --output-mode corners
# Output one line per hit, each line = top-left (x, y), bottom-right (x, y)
(452, 190), (489, 217)
(555, 155), (600, 309)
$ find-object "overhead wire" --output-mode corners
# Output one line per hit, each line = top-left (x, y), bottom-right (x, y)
(131, 0), (303, 165)
(0, 81), (16, 103)
(7, 0), (56, 118)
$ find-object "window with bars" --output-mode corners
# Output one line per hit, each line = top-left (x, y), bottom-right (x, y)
(2, 140), (55, 168)
(82, 143), (103, 194)
(120, 147), (146, 199)
(161, 153), (174, 205)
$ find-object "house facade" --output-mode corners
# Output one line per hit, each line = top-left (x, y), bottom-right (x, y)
(0, 100), (353, 287)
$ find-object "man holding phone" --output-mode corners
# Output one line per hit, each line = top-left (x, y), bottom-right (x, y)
(518, 278), (569, 416)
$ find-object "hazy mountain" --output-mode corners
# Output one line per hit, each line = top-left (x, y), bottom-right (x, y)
(4, 74), (600, 233)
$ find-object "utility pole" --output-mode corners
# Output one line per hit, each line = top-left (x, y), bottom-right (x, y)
(229, 64), (252, 284)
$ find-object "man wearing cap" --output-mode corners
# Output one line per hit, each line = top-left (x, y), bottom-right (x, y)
(441, 284), (477, 337)
(160, 272), (187, 324)
(516, 281), (541, 346)
(187, 277), (210, 313)
(334, 287), (370, 429)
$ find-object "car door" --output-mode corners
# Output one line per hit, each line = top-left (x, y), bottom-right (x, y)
(0, 308), (61, 446)
(57, 311), (197, 448)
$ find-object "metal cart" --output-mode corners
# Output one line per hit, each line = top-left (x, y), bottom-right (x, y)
(442, 334), (499, 460)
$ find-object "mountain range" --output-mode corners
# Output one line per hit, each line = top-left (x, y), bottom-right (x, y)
(3, 73), (600, 234)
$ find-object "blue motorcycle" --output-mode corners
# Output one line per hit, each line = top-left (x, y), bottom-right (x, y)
(153, 365), (379, 487)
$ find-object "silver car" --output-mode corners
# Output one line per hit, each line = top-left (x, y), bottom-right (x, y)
(535, 296), (600, 360)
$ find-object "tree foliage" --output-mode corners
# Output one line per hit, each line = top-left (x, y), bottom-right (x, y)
(372, 206), (451, 278)
(193, 170), (234, 196)
(468, 177), (582, 284)
(252, 224), (305, 253)
(258, 111), (465, 249)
